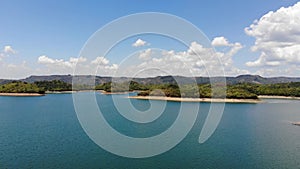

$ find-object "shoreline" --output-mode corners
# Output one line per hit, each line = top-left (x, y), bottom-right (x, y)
(99, 90), (134, 95)
(128, 96), (262, 103)
(0, 93), (45, 97)
(45, 91), (76, 94)
(1, 91), (300, 101)
(258, 95), (300, 100)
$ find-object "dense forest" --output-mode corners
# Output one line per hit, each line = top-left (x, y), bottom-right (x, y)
(95, 81), (147, 92)
(0, 80), (71, 94)
(135, 83), (258, 99)
(1, 79), (300, 99)
(34, 80), (72, 91)
(0, 81), (45, 94)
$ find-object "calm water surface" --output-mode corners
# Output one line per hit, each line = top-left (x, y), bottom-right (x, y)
(0, 93), (300, 168)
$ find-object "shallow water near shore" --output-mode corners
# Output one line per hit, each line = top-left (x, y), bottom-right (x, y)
(0, 92), (300, 168)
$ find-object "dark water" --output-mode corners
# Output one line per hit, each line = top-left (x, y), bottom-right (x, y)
(0, 93), (300, 168)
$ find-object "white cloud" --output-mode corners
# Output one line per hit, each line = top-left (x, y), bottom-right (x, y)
(91, 56), (109, 65)
(226, 42), (243, 56)
(36, 55), (118, 76)
(38, 55), (56, 64)
(3, 45), (17, 54)
(0, 46), (124, 78)
(0, 45), (17, 62)
(245, 52), (281, 67)
(70, 57), (87, 64)
(211, 37), (244, 74)
(212, 37), (230, 46)
(116, 39), (247, 77)
(245, 2), (300, 67)
(0, 61), (33, 79)
(204, 37), (245, 75)
(105, 64), (118, 70)
(37, 55), (90, 76)
(139, 49), (152, 60)
(0, 46), (33, 78)
(0, 37), (247, 78)
(252, 64), (300, 77)
(132, 39), (147, 47)
(38, 55), (87, 67)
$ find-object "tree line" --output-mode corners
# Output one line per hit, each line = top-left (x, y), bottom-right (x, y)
(0, 80), (71, 94)
(96, 81), (300, 99)
(1, 80), (300, 99)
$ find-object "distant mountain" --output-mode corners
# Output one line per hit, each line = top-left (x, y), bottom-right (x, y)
(0, 79), (13, 85)
(1, 74), (300, 85)
(133, 75), (300, 85)
(22, 75), (74, 83)
(226, 75), (300, 84)
(22, 75), (112, 85)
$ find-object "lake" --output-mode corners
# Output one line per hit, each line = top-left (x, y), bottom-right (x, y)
(0, 93), (300, 168)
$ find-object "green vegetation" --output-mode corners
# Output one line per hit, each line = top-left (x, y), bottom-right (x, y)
(0, 81), (45, 94)
(72, 84), (95, 91)
(226, 87), (258, 99)
(34, 80), (72, 91)
(0, 80), (72, 94)
(97, 81), (300, 99)
(95, 81), (147, 92)
(137, 83), (229, 98)
(2, 79), (300, 99)
(229, 82), (300, 97)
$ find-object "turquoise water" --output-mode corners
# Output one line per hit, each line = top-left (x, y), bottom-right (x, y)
(0, 93), (300, 168)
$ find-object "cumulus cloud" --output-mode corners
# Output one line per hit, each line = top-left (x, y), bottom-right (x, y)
(38, 55), (87, 68)
(212, 37), (230, 46)
(116, 39), (247, 77)
(37, 55), (89, 75)
(70, 57), (87, 64)
(132, 39), (147, 47)
(91, 56), (109, 65)
(245, 2), (300, 67)
(38, 55), (56, 64)
(36, 55), (118, 76)
(139, 49), (152, 60)
(89, 57), (118, 75)
(0, 37), (247, 78)
(211, 37), (244, 73)
(245, 52), (281, 67)
(0, 45), (17, 61)
(0, 61), (33, 79)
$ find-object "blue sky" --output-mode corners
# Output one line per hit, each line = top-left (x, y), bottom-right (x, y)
(0, 0), (300, 78)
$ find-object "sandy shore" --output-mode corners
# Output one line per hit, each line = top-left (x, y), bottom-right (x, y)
(45, 91), (76, 94)
(258, 95), (300, 100)
(128, 96), (261, 103)
(99, 90), (134, 95)
(0, 93), (45, 96)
